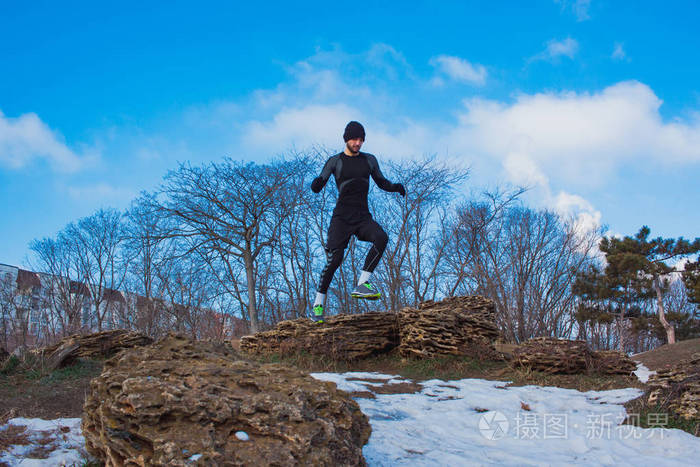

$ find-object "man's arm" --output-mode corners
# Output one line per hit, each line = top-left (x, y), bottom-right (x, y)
(367, 154), (406, 196)
(311, 155), (338, 193)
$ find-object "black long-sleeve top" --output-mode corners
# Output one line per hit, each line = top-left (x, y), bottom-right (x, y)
(311, 151), (399, 217)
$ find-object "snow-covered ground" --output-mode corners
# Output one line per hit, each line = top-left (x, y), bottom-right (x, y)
(313, 372), (700, 466)
(2, 371), (699, 466)
(0, 417), (87, 466)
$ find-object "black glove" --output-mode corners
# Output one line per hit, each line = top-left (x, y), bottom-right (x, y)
(394, 183), (406, 197)
(311, 177), (324, 193)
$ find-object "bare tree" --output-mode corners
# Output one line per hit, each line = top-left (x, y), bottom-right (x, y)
(445, 192), (598, 343)
(156, 253), (219, 339)
(0, 273), (28, 351)
(153, 159), (293, 333)
(372, 157), (470, 310)
(122, 194), (178, 336)
(440, 188), (525, 297)
(63, 209), (126, 331)
(29, 237), (84, 335)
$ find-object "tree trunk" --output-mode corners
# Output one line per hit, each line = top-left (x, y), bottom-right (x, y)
(244, 248), (258, 334)
(617, 312), (625, 352)
(653, 276), (676, 344)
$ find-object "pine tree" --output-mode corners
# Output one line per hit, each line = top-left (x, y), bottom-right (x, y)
(683, 259), (700, 308)
(575, 227), (700, 347)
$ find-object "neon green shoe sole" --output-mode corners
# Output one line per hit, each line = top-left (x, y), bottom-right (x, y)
(351, 293), (381, 300)
(351, 282), (381, 300)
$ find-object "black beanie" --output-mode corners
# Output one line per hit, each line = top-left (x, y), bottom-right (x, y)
(343, 121), (365, 142)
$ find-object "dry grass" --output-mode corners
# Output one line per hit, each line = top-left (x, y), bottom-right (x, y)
(0, 358), (103, 420)
(252, 348), (642, 392)
(623, 395), (700, 437)
(633, 338), (700, 371)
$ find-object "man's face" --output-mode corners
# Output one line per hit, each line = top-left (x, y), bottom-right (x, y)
(346, 137), (364, 154)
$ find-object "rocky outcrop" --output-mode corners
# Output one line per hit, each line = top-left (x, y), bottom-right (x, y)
(513, 338), (638, 375)
(240, 312), (399, 360)
(240, 296), (503, 361)
(82, 333), (371, 466)
(40, 329), (153, 370)
(647, 353), (700, 421)
(513, 337), (590, 374)
(398, 296), (501, 358)
(418, 296), (497, 322)
(589, 350), (637, 376)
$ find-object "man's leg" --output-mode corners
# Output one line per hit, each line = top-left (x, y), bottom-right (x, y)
(351, 219), (388, 299)
(312, 216), (352, 320)
(317, 247), (346, 295)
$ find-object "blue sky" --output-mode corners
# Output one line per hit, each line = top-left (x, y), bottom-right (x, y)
(2, 0), (700, 267)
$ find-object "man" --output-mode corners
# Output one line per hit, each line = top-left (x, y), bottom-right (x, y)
(310, 121), (406, 323)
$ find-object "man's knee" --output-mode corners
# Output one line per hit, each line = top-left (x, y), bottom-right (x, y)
(375, 229), (389, 249)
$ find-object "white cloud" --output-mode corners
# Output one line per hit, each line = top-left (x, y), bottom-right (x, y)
(244, 104), (359, 152)
(243, 103), (434, 161)
(503, 152), (549, 187)
(555, 0), (591, 21)
(66, 183), (134, 202)
(445, 81), (700, 188)
(429, 55), (487, 86)
(0, 110), (85, 172)
(149, 46), (700, 240)
(533, 38), (580, 62)
(553, 191), (602, 233)
(612, 42), (627, 61)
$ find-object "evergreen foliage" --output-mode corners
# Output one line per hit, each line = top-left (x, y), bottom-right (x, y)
(683, 259), (700, 308)
(574, 227), (700, 350)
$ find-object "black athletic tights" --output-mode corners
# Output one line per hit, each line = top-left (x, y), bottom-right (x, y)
(318, 217), (388, 294)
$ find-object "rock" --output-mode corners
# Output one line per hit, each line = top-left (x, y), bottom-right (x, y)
(513, 337), (590, 374)
(82, 333), (371, 466)
(514, 339), (641, 376)
(646, 353), (700, 421)
(417, 295), (497, 322)
(589, 350), (637, 376)
(398, 296), (501, 359)
(240, 295), (503, 361)
(240, 312), (400, 360)
(41, 330), (153, 369)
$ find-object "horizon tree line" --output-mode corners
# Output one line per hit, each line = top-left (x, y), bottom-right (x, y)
(1, 150), (697, 353)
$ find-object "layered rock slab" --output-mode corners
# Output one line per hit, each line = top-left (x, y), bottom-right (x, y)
(647, 353), (700, 421)
(398, 296), (501, 358)
(240, 312), (399, 360)
(589, 350), (637, 376)
(513, 337), (590, 374)
(82, 334), (371, 466)
(40, 329), (153, 370)
(513, 338), (637, 375)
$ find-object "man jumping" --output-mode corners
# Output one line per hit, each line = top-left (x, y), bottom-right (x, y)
(310, 121), (406, 323)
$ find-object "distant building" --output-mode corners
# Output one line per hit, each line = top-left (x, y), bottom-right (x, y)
(0, 262), (238, 350)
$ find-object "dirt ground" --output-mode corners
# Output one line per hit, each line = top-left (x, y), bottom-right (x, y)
(0, 359), (103, 423)
(632, 337), (700, 371)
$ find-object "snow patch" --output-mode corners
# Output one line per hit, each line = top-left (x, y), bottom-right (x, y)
(633, 362), (656, 383)
(312, 373), (700, 466)
(3, 372), (700, 466)
(0, 417), (90, 466)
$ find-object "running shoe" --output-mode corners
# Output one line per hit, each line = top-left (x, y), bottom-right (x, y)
(351, 282), (381, 300)
(311, 304), (325, 323)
